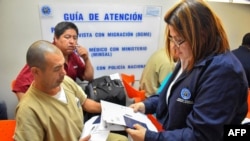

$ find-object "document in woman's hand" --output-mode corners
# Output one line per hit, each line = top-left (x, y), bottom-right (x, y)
(100, 100), (157, 131)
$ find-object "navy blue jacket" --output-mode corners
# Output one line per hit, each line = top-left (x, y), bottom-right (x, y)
(144, 51), (248, 141)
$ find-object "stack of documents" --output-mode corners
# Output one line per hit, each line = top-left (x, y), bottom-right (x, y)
(100, 100), (157, 131)
(80, 115), (110, 141)
(81, 100), (157, 141)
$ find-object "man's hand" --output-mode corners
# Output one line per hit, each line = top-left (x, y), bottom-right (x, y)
(76, 45), (89, 61)
(79, 134), (91, 141)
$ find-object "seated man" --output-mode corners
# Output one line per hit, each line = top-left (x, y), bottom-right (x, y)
(12, 21), (94, 101)
(14, 40), (128, 141)
(232, 32), (250, 87)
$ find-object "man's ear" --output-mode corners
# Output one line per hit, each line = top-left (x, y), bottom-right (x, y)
(30, 67), (40, 76)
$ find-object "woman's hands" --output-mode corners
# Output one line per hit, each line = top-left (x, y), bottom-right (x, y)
(129, 102), (146, 114)
(126, 102), (147, 141)
(126, 124), (147, 141)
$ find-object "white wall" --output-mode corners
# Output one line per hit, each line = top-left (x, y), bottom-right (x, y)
(0, 0), (249, 119)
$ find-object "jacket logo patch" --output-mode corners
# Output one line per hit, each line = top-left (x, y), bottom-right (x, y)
(176, 88), (193, 104)
(181, 88), (191, 100)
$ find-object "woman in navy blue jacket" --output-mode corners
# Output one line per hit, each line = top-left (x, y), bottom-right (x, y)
(126, 0), (248, 141)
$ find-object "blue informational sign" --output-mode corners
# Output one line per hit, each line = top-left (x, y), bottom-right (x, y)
(39, 3), (162, 79)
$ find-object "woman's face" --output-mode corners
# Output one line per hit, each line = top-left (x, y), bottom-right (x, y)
(168, 25), (192, 62)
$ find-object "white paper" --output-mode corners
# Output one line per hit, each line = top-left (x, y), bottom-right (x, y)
(100, 113), (126, 131)
(109, 73), (121, 80)
(242, 117), (250, 124)
(100, 100), (157, 132)
(81, 115), (110, 141)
